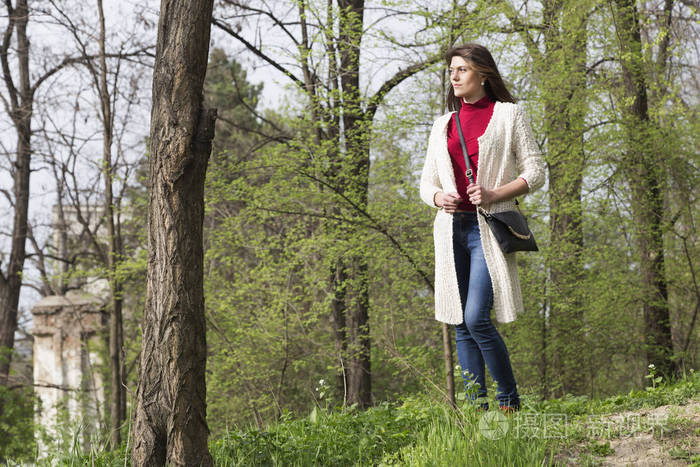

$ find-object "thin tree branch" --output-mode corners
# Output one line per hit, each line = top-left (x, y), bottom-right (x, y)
(494, 0), (543, 63)
(292, 167), (434, 291)
(31, 47), (153, 95)
(365, 55), (441, 122)
(219, 0), (301, 46)
(212, 18), (304, 89)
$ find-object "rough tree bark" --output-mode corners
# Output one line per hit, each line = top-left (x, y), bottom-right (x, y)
(131, 0), (216, 464)
(0, 0), (32, 391)
(337, 0), (372, 409)
(613, 0), (677, 381)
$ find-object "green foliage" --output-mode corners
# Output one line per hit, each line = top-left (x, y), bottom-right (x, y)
(203, 49), (321, 431)
(25, 1), (699, 456)
(210, 399), (436, 466)
(198, 8), (700, 428)
(201, 46), (447, 431)
(588, 440), (614, 457)
(37, 446), (128, 467)
(0, 385), (36, 462)
(37, 370), (700, 465)
(528, 368), (700, 416)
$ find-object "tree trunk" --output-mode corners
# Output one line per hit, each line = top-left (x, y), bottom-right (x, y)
(346, 255), (371, 407)
(95, 0), (126, 447)
(441, 323), (455, 406)
(216, 0), (442, 411)
(613, 0), (677, 381)
(330, 262), (349, 399)
(337, 0), (372, 409)
(541, 0), (588, 397)
(131, 0), (216, 464)
(0, 0), (32, 392)
(499, 0), (589, 397)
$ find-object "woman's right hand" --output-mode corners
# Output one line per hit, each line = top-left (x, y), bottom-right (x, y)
(434, 191), (462, 213)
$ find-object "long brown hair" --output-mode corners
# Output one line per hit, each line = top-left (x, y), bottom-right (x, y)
(446, 44), (515, 111)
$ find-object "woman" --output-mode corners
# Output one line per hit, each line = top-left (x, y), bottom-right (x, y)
(419, 44), (545, 412)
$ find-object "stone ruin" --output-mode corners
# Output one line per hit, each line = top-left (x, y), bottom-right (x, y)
(31, 290), (106, 452)
(29, 204), (135, 453)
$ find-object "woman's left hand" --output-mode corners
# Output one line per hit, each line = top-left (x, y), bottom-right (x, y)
(466, 184), (496, 206)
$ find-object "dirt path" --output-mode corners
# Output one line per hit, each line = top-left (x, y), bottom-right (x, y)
(556, 399), (700, 466)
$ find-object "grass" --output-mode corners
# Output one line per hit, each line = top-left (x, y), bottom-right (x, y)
(14, 368), (700, 466)
(209, 400), (435, 466)
(377, 406), (557, 467)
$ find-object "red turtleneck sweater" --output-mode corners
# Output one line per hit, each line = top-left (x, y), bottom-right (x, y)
(446, 95), (495, 211)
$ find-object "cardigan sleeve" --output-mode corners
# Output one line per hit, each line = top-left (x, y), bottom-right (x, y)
(419, 120), (444, 208)
(513, 105), (546, 192)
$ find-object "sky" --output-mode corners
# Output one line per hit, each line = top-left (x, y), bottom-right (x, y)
(0, 0), (626, 344)
(2, 0), (697, 368)
(0, 0), (160, 333)
(1, 0), (452, 326)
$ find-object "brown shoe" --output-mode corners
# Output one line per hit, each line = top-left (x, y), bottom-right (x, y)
(498, 404), (520, 415)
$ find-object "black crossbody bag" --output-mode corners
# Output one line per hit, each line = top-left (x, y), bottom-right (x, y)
(454, 112), (538, 253)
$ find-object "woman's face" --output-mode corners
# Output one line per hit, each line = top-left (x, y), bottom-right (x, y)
(449, 56), (484, 102)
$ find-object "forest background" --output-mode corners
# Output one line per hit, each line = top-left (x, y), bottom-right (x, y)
(0, 0), (698, 458)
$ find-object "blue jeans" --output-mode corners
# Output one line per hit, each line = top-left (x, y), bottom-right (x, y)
(452, 212), (520, 409)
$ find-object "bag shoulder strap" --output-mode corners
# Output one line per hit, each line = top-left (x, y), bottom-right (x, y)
(453, 112), (475, 185)
(454, 111), (515, 218)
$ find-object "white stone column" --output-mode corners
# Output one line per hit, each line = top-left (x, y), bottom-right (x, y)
(31, 291), (105, 454)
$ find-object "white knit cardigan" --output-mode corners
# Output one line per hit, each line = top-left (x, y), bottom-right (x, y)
(419, 102), (546, 324)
